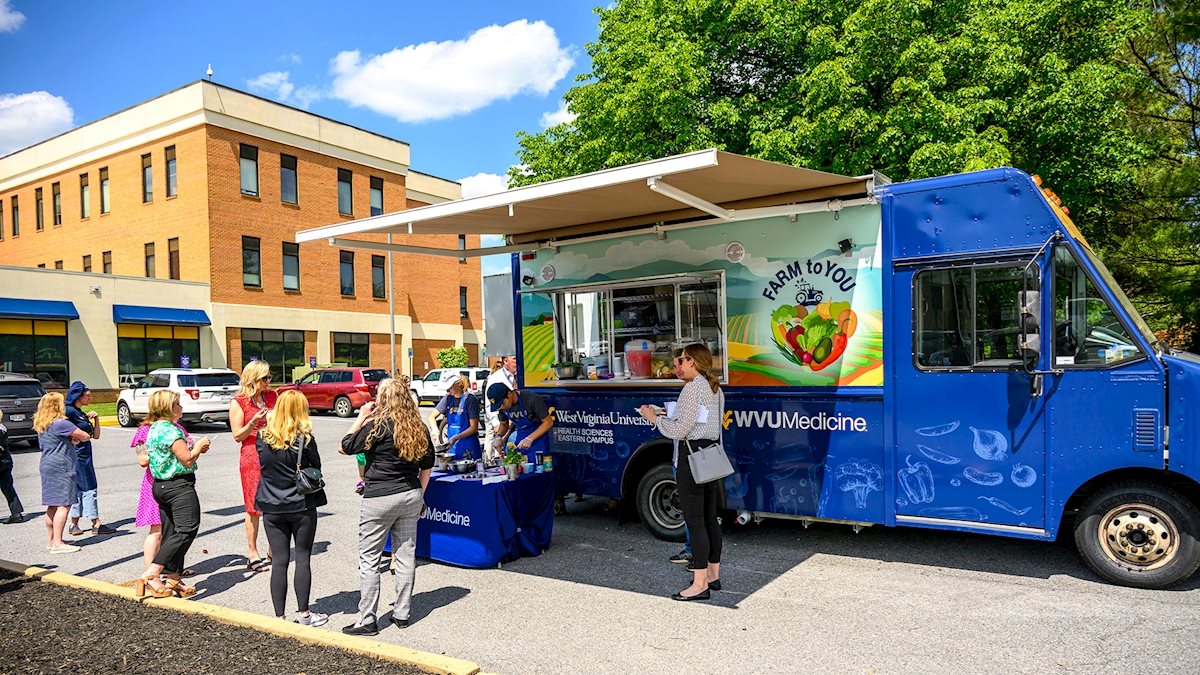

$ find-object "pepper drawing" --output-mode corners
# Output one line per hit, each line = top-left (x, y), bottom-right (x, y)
(917, 444), (961, 465)
(897, 455), (935, 504)
(915, 421), (960, 437)
(977, 496), (1031, 516)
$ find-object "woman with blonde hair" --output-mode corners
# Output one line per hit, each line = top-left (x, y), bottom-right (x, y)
(131, 398), (195, 570)
(34, 393), (91, 553)
(137, 390), (211, 597)
(229, 359), (277, 571)
(429, 375), (480, 460)
(255, 389), (328, 626)
(340, 378), (434, 635)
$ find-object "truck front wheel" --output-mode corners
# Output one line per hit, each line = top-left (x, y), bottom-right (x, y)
(1074, 480), (1200, 589)
(636, 463), (686, 543)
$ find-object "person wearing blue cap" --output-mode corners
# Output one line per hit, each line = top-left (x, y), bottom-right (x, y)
(487, 382), (553, 460)
(64, 381), (117, 536)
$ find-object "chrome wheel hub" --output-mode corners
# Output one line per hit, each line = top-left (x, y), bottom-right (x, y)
(1099, 503), (1178, 570)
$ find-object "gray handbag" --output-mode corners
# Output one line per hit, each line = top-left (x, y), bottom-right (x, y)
(684, 439), (734, 484)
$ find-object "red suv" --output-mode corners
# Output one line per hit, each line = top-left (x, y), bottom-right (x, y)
(279, 367), (389, 417)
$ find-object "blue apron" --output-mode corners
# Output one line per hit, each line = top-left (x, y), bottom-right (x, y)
(510, 398), (548, 459)
(65, 406), (98, 492)
(445, 394), (481, 460)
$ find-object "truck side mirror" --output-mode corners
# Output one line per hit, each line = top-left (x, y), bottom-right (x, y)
(1019, 289), (1041, 368)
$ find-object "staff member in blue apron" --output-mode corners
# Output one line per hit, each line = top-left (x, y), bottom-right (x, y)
(428, 376), (480, 460)
(488, 382), (553, 459)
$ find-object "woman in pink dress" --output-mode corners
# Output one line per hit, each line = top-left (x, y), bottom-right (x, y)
(132, 413), (194, 570)
(229, 359), (277, 571)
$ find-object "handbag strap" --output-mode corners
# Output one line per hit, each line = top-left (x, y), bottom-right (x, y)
(293, 435), (305, 472)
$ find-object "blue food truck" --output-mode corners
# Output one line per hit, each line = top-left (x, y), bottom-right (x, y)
(299, 150), (1200, 588)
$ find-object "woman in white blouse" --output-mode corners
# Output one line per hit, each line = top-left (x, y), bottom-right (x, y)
(639, 343), (725, 601)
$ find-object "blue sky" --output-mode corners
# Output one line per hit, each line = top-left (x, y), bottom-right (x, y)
(0, 1), (604, 275)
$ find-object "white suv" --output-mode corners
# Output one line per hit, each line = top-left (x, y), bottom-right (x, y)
(411, 367), (490, 405)
(117, 368), (240, 427)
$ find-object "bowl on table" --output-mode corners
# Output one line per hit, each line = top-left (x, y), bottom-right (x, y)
(553, 365), (581, 380)
(448, 459), (476, 474)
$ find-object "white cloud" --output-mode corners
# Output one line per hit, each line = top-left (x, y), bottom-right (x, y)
(0, 91), (73, 156)
(245, 71), (321, 109)
(539, 100), (576, 128)
(0, 1), (25, 32)
(458, 172), (509, 199)
(279, 52), (302, 65)
(330, 19), (574, 123)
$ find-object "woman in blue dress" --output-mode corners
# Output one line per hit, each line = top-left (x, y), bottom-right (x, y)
(34, 392), (92, 554)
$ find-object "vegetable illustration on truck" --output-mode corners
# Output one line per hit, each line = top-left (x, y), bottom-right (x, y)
(297, 148), (1200, 590)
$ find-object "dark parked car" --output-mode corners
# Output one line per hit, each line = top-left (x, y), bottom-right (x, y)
(277, 367), (389, 417)
(0, 373), (47, 446)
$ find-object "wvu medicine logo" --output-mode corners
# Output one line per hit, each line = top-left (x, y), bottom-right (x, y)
(722, 409), (869, 432)
(722, 410), (734, 430)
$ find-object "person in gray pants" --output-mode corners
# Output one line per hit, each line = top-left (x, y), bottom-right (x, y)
(339, 379), (434, 635)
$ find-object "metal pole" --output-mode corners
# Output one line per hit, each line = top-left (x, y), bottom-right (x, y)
(388, 233), (396, 376)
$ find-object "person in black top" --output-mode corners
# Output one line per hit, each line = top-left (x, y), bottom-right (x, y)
(255, 390), (328, 627)
(340, 378), (434, 635)
(0, 411), (24, 524)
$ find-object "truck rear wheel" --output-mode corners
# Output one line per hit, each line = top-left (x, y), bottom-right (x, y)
(636, 463), (686, 542)
(1074, 480), (1200, 589)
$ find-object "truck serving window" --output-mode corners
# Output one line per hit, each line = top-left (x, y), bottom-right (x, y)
(1052, 246), (1144, 367)
(914, 265), (1034, 370)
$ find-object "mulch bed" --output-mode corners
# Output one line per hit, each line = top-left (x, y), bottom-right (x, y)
(0, 570), (423, 674)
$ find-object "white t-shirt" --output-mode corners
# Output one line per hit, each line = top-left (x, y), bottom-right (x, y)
(484, 367), (516, 428)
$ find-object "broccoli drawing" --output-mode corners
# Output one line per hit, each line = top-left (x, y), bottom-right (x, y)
(834, 459), (884, 509)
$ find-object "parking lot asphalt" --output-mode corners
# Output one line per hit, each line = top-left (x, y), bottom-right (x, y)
(3, 412), (1200, 674)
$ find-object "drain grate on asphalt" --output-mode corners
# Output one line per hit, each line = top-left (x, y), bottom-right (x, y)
(0, 569), (423, 674)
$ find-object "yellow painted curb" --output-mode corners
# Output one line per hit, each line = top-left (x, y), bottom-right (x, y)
(0, 558), (480, 675)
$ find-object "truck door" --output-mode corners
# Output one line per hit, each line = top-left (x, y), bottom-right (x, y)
(893, 259), (1048, 529)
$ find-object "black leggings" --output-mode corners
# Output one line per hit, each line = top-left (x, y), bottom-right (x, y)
(676, 452), (722, 568)
(152, 475), (200, 575)
(263, 509), (318, 616)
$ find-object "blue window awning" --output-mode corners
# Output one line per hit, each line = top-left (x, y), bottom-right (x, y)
(0, 297), (80, 320)
(112, 304), (211, 326)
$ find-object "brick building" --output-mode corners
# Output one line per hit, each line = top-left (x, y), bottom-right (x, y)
(0, 81), (480, 389)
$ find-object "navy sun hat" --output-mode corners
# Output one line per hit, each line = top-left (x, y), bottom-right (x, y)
(486, 382), (512, 412)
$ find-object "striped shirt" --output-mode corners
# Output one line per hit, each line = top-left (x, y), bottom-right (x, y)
(656, 377), (724, 443)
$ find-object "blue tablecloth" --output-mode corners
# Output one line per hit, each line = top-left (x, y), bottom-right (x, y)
(416, 470), (555, 568)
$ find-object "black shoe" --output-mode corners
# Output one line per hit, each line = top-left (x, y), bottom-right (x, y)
(342, 621), (379, 636)
(668, 549), (692, 564)
(708, 579), (722, 591)
(391, 616), (409, 629)
(4, 514), (22, 524)
(671, 589), (711, 601)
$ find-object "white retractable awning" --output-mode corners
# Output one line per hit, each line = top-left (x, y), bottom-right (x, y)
(296, 149), (874, 256)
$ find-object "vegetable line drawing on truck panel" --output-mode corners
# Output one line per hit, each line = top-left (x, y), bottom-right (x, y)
(919, 506), (986, 522)
(978, 496), (1032, 516)
(1011, 463), (1038, 488)
(897, 455), (936, 504)
(834, 459), (883, 509)
(963, 467), (1005, 487)
(917, 444), (961, 465)
(915, 421), (960, 437)
(970, 427), (1009, 461)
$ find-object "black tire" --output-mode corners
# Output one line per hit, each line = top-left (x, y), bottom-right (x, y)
(333, 396), (354, 418)
(636, 463), (686, 542)
(117, 402), (135, 428)
(1073, 480), (1200, 589)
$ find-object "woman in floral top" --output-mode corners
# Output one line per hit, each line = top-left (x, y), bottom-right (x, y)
(135, 390), (210, 598)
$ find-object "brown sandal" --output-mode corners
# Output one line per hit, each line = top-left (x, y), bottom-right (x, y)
(163, 577), (197, 598)
(134, 577), (174, 599)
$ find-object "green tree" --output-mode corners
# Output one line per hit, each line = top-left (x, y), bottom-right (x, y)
(435, 346), (469, 369)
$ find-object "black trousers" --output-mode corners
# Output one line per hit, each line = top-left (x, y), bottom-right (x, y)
(151, 475), (200, 575)
(676, 448), (722, 568)
(263, 509), (318, 616)
(0, 452), (22, 517)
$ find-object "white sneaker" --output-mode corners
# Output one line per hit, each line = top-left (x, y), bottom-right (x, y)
(296, 612), (328, 627)
(49, 544), (81, 554)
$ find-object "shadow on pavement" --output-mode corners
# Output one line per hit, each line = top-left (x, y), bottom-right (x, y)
(314, 589), (360, 615)
(408, 586), (470, 624)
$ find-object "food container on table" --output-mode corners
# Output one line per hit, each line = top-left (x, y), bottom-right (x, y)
(651, 346), (675, 379)
(553, 365), (580, 380)
(504, 464), (520, 480)
(624, 340), (653, 379)
(612, 354), (626, 379)
(448, 459), (475, 474)
(522, 462), (535, 474)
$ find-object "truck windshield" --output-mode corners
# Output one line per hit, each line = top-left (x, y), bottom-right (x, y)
(1078, 246), (1158, 349)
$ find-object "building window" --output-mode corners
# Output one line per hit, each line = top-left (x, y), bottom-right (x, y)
(458, 234), (466, 263)
(460, 286), (469, 318)
(117, 324), (200, 378)
(240, 144), (259, 196)
(333, 332), (370, 367)
(0, 205), (4, 240)
(83, 255), (91, 273)
(0, 319), (69, 387)
(280, 154), (297, 205)
(54, 260), (63, 270)
(914, 264), (1036, 369)
(165, 146), (177, 197)
(168, 238), (180, 280)
(51, 183), (61, 226)
(37, 264), (45, 268)
(337, 168), (352, 215)
(282, 241), (300, 291)
(35, 188), (43, 231)
(340, 250), (355, 295)
(369, 176), (383, 216)
(240, 329), (304, 383)
(11, 195), (18, 236)
(242, 236), (261, 287)
(371, 254), (385, 299)
(141, 153), (153, 203)
(102, 250), (112, 274)
(100, 167), (110, 214)
(144, 242), (156, 278)
(79, 173), (90, 219)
